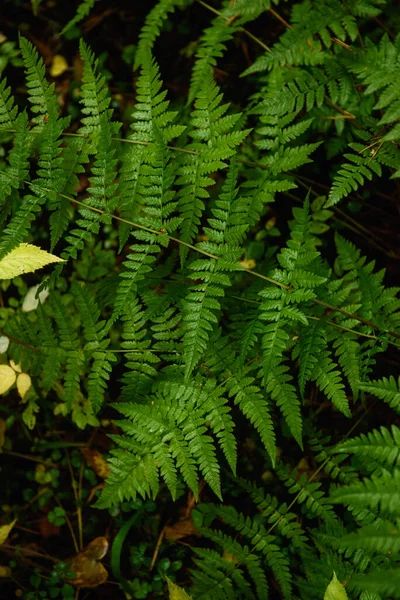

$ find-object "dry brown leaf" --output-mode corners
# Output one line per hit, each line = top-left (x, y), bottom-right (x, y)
(0, 419), (6, 448)
(164, 517), (197, 541)
(65, 537), (109, 588)
(80, 448), (110, 479)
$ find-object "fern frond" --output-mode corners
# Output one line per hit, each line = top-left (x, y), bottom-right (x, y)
(61, 0), (100, 35)
(51, 294), (84, 409)
(0, 77), (17, 131)
(331, 468), (400, 515)
(227, 365), (276, 465)
(276, 461), (337, 523)
(72, 281), (115, 412)
(19, 36), (57, 131)
(134, 0), (192, 69)
(182, 161), (246, 378)
(177, 73), (250, 263)
(312, 349), (351, 417)
(333, 425), (400, 470)
(359, 376), (400, 412)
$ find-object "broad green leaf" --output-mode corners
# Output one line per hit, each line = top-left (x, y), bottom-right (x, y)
(324, 572), (348, 600)
(167, 577), (193, 600)
(0, 243), (64, 280)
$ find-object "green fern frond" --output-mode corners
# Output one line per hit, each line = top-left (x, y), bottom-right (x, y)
(333, 425), (400, 470)
(19, 35), (57, 131)
(0, 77), (17, 131)
(51, 294), (84, 409)
(276, 461), (337, 523)
(227, 365), (276, 465)
(134, 0), (193, 69)
(72, 281), (115, 412)
(177, 73), (250, 264)
(182, 161), (246, 378)
(327, 143), (382, 206)
(331, 468), (400, 514)
(203, 503), (293, 599)
(359, 376), (400, 412)
(242, 0), (358, 75)
(61, 0), (100, 35)
(78, 40), (119, 149)
(312, 349), (351, 416)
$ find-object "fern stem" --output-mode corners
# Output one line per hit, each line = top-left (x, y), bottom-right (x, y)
(8, 173), (400, 342)
(196, 0), (272, 54)
(0, 327), (39, 353)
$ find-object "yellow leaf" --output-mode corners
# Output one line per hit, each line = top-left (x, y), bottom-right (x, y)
(0, 566), (11, 577)
(0, 519), (16, 544)
(324, 572), (348, 600)
(239, 258), (256, 270)
(9, 360), (22, 373)
(0, 243), (65, 280)
(0, 365), (16, 394)
(17, 373), (32, 399)
(167, 577), (193, 600)
(50, 54), (68, 77)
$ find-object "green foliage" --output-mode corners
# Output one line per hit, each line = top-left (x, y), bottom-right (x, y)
(1, 1), (400, 598)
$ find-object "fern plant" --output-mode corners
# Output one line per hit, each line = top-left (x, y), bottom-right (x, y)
(1, 0), (400, 598)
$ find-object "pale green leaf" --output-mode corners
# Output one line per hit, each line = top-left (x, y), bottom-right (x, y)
(0, 244), (65, 279)
(324, 572), (348, 600)
(167, 577), (193, 600)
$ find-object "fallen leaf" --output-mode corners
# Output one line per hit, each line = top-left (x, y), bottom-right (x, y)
(0, 519), (17, 544)
(22, 284), (50, 312)
(17, 373), (32, 399)
(65, 537), (109, 588)
(0, 336), (9, 354)
(0, 243), (64, 280)
(0, 365), (16, 395)
(50, 55), (68, 77)
(239, 258), (256, 270)
(81, 448), (110, 479)
(164, 518), (197, 541)
(38, 516), (60, 538)
(0, 419), (6, 447)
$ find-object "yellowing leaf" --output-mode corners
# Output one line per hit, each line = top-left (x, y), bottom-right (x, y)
(9, 360), (22, 373)
(324, 572), (348, 600)
(0, 243), (65, 280)
(0, 519), (16, 544)
(17, 373), (32, 399)
(167, 577), (193, 600)
(0, 365), (16, 394)
(0, 565), (11, 577)
(239, 259), (256, 270)
(50, 54), (68, 77)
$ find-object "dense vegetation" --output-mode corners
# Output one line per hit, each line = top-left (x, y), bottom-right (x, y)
(0, 0), (400, 598)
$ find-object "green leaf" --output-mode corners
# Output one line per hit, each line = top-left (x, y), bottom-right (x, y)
(324, 572), (348, 600)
